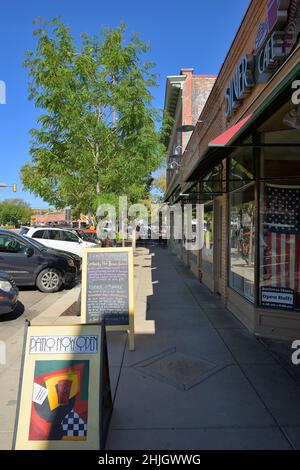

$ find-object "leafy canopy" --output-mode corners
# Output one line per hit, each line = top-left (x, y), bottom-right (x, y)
(21, 19), (164, 217)
(0, 199), (32, 226)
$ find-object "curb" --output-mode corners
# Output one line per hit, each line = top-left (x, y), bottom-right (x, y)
(31, 286), (81, 325)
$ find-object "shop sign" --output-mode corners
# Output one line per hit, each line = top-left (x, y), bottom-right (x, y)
(81, 247), (135, 351)
(255, 21), (269, 50)
(13, 323), (113, 450)
(225, 54), (254, 118)
(261, 286), (295, 309)
(256, 31), (286, 79)
(225, 0), (300, 118)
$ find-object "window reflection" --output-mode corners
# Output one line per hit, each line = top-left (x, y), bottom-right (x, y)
(260, 183), (300, 310)
(202, 204), (214, 273)
(229, 185), (255, 303)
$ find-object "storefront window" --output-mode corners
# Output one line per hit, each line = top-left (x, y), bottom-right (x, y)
(229, 148), (254, 192)
(259, 182), (300, 311)
(261, 143), (300, 179)
(202, 204), (213, 273)
(229, 185), (255, 302)
(202, 164), (223, 195)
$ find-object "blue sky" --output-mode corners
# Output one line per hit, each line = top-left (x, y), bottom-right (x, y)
(0, 0), (250, 208)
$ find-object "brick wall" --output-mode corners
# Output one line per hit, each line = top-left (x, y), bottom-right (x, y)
(182, 0), (300, 182)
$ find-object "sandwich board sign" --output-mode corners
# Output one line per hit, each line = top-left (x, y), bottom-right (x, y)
(13, 321), (112, 450)
(81, 247), (135, 351)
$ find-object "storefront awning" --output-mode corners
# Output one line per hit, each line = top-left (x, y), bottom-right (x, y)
(186, 59), (300, 182)
(208, 114), (253, 148)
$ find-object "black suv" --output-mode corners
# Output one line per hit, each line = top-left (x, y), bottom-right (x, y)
(0, 229), (80, 293)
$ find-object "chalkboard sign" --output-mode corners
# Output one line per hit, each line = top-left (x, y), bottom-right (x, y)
(81, 248), (135, 350)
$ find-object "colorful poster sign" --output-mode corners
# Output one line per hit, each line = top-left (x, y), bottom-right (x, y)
(13, 323), (112, 450)
(29, 360), (89, 441)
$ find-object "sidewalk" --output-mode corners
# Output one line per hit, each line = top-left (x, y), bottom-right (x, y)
(106, 246), (300, 450)
(1, 246), (300, 450)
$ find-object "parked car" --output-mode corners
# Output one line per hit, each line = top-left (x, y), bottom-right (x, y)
(0, 229), (79, 293)
(0, 271), (19, 315)
(22, 227), (98, 257)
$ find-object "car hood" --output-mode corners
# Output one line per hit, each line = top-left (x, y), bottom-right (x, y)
(83, 241), (98, 247)
(40, 247), (80, 261)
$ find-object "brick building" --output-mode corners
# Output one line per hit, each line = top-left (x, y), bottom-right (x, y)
(164, 0), (300, 340)
(164, 69), (216, 189)
(31, 208), (72, 226)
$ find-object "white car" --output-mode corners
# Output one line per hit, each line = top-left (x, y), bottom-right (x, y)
(22, 227), (97, 257)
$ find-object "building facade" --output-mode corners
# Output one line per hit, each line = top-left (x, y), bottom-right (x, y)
(31, 208), (72, 226)
(164, 68), (216, 267)
(164, 0), (300, 340)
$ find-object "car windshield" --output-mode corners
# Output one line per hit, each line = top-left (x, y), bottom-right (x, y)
(19, 227), (29, 235)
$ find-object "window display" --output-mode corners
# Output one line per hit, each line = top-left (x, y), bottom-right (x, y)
(229, 185), (255, 302)
(259, 183), (300, 310)
(202, 204), (213, 273)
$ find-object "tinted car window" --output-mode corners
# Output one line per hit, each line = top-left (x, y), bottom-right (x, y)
(32, 229), (48, 239)
(47, 230), (61, 240)
(61, 231), (80, 242)
(0, 234), (27, 253)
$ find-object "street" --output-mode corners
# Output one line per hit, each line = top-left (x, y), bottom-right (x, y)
(0, 287), (68, 342)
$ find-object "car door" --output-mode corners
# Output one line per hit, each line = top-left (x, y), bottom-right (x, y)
(0, 233), (36, 285)
(60, 230), (83, 256)
(32, 229), (62, 252)
(46, 229), (65, 252)
(30, 229), (52, 249)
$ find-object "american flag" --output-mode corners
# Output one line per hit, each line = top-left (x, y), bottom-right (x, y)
(264, 185), (300, 293)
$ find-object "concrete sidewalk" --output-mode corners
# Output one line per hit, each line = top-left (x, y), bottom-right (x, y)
(1, 246), (300, 450)
(106, 246), (300, 450)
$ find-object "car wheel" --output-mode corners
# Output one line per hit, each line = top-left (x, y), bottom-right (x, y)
(36, 268), (63, 293)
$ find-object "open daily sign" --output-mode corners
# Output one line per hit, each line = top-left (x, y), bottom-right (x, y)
(261, 287), (295, 310)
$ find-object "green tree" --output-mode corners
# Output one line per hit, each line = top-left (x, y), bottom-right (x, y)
(0, 199), (32, 226)
(21, 19), (164, 221)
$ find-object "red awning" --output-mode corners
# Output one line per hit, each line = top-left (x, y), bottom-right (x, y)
(208, 113), (253, 147)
